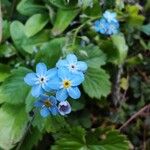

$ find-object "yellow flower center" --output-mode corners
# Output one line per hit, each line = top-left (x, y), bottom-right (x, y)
(63, 80), (71, 89)
(44, 100), (51, 107)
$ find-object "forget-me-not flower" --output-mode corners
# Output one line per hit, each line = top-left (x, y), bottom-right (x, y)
(24, 63), (57, 97)
(93, 10), (119, 35)
(34, 95), (58, 117)
(106, 21), (119, 35)
(103, 10), (117, 23)
(58, 101), (71, 116)
(56, 54), (88, 77)
(48, 67), (84, 101)
(94, 18), (109, 34)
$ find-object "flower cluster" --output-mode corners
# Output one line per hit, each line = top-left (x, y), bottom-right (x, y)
(24, 54), (87, 117)
(94, 10), (119, 35)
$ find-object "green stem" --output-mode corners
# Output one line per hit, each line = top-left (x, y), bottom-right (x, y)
(72, 16), (100, 45)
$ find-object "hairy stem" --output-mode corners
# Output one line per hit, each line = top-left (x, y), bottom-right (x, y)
(72, 16), (99, 45)
(119, 104), (150, 130)
(112, 64), (123, 106)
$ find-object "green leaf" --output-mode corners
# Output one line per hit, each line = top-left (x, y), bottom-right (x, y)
(84, 0), (102, 17)
(83, 67), (111, 99)
(0, 67), (31, 104)
(35, 37), (66, 67)
(33, 114), (68, 133)
(78, 0), (93, 9)
(126, 5), (145, 28)
(0, 104), (28, 150)
(67, 110), (92, 128)
(99, 39), (118, 63)
(17, 0), (46, 16)
(52, 127), (86, 150)
(32, 113), (47, 132)
(22, 29), (51, 54)
(20, 127), (42, 150)
(49, 0), (77, 9)
(76, 44), (106, 68)
(2, 20), (10, 41)
(51, 9), (79, 36)
(0, 64), (10, 82)
(10, 21), (26, 48)
(52, 127), (130, 150)
(10, 21), (50, 54)
(45, 116), (68, 133)
(97, 130), (130, 150)
(68, 96), (85, 111)
(25, 14), (49, 37)
(25, 92), (35, 112)
(0, 43), (16, 58)
(111, 34), (128, 64)
(115, 0), (124, 10)
(140, 24), (150, 36)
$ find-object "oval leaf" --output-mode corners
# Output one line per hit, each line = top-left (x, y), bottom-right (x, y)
(25, 14), (49, 37)
(51, 9), (79, 36)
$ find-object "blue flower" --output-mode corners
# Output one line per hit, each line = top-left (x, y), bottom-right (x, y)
(103, 10), (117, 23)
(94, 18), (119, 35)
(56, 54), (88, 77)
(34, 95), (58, 117)
(24, 63), (57, 97)
(58, 101), (71, 116)
(94, 18), (109, 34)
(106, 21), (119, 35)
(47, 67), (84, 101)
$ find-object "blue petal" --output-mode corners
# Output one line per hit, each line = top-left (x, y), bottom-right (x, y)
(56, 89), (68, 101)
(42, 83), (52, 92)
(46, 68), (57, 79)
(58, 67), (70, 79)
(77, 61), (88, 71)
(50, 107), (58, 115)
(46, 77), (61, 90)
(49, 96), (57, 105)
(34, 100), (43, 108)
(67, 87), (81, 99)
(103, 11), (117, 23)
(40, 107), (50, 117)
(36, 63), (47, 75)
(39, 94), (49, 101)
(31, 85), (44, 98)
(71, 74), (84, 86)
(66, 54), (77, 64)
(56, 59), (68, 68)
(24, 73), (37, 86)
(94, 20), (100, 32)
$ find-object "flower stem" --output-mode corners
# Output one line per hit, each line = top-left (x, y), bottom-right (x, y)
(72, 16), (100, 45)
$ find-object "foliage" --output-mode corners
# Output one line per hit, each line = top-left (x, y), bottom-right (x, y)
(0, 0), (149, 150)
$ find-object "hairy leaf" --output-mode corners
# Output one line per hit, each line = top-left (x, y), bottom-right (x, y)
(0, 67), (31, 104)
(52, 127), (129, 150)
(0, 104), (28, 150)
(76, 44), (106, 68)
(83, 67), (111, 99)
